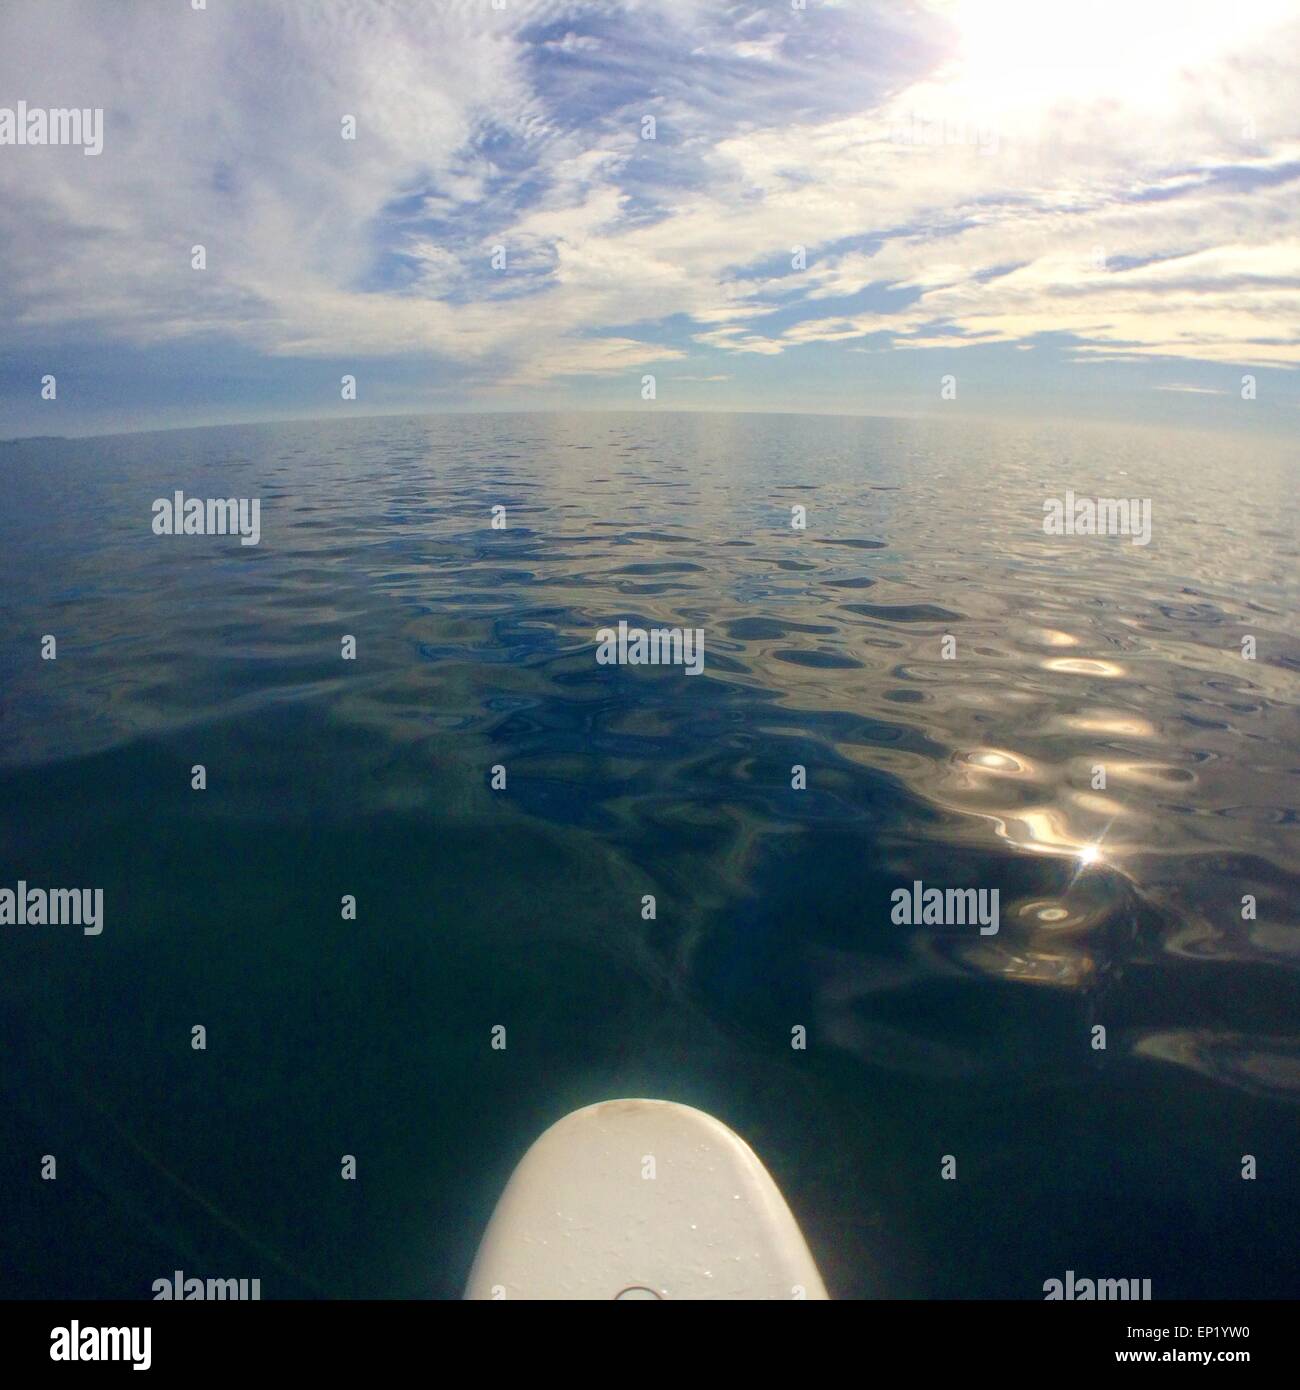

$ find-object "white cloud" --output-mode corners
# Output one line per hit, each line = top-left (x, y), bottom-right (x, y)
(1, 0), (1297, 388)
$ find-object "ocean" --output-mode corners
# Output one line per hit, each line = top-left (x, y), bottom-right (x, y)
(1, 410), (1296, 1298)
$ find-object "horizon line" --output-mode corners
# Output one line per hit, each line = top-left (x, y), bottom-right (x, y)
(3, 403), (1292, 449)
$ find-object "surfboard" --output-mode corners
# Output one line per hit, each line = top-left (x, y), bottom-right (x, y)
(465, 1098), (829, 1300)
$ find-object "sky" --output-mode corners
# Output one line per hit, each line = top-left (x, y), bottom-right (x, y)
(1, 0), (1298, 439)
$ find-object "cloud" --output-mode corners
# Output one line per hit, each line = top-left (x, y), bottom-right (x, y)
(1, 0), (1297, 395)
(543, 33), (602, 55)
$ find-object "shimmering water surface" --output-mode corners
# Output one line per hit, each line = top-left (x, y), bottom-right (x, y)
(1, 411), (1296, 1298)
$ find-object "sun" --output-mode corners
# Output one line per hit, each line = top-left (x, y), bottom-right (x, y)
(942, 0), (1291, 111)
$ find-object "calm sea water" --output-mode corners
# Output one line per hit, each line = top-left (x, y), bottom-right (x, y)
(1, 411), (1296, 1299)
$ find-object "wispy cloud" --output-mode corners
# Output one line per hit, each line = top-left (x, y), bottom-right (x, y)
(1, 0), (1297, 425)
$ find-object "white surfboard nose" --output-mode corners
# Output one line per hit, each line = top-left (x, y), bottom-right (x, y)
(465, 1098), (829, 1300)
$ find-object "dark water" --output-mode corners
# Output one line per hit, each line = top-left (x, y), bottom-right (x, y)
(1, 411), (1296, 1299)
